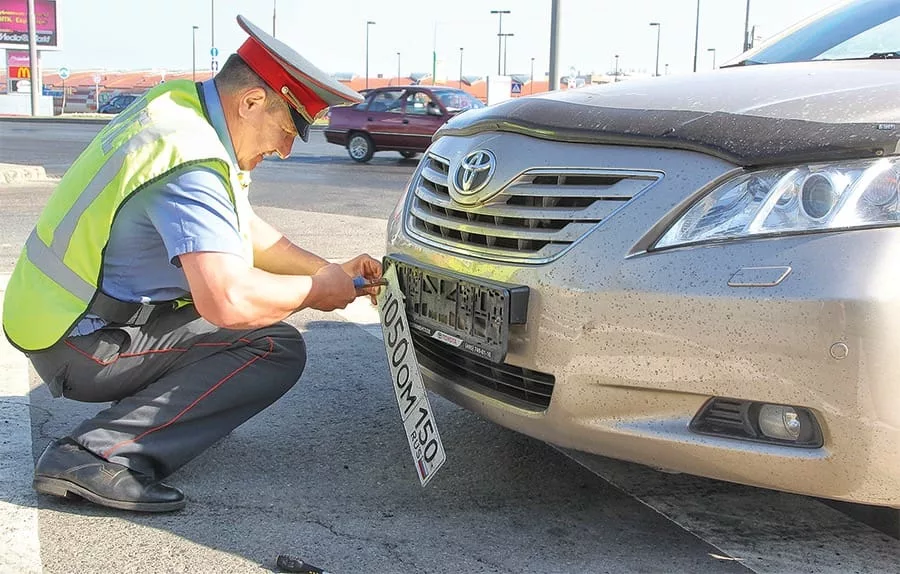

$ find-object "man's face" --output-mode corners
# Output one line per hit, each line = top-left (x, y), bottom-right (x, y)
(232, 88), (298, 171)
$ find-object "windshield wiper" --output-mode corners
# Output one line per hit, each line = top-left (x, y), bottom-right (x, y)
(823, 51), (900, 61)
(867, 51), (900, 59)
(719, 59), (760, 69)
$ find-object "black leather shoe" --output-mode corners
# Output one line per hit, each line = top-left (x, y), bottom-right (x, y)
(33, 438), (185, 512)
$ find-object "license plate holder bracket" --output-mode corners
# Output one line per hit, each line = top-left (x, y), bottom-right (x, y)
(385, 255), (529, 363)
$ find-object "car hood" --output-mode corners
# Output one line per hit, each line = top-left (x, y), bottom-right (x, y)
(438, 61), (900, 167)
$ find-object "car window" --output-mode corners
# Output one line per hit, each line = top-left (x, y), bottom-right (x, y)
(815, 15), (900, 60)
(366, 90), (404, 113)
(403, 91), (436, 116)
(435, 91), (485, 113)
(109, 96), (133, 107)
(730, 0), (900, 65)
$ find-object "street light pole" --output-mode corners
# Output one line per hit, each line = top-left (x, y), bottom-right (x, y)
(743, 0), (751, 51)
(459, 47), (464, 89)
(210, 0), (216, 78)
(26, 0), (39, 116)
(272, 0), (277, 38)
(707, 47), (717, 69)
(549, 0), (560, 91)
(490, 9), (510, 76)
(614, 54), (619, 82)
(396, 52), (401, 85)
(500, 33), (514, 76)
(649, 22), (661, 77)
(530, 57), (535, 94)
(192, 25), (199, 82)
(693, 0), (700, 72)
(365, 21), (375, 90)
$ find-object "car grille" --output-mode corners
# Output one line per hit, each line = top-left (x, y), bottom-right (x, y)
(405, 153), (660, 264)
(412, 333), (555, 411)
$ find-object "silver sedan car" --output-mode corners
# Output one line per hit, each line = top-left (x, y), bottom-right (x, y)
(385, 0), (900, 508)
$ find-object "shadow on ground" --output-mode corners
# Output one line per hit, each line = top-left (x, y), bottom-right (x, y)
(21, 316), (747, 574)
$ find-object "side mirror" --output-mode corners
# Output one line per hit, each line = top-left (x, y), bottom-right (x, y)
(426, 103), (443, 116)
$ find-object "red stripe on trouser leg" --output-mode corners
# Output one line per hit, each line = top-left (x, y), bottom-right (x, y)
(64, 339), (235, 367)
(100, 336), (275, 459)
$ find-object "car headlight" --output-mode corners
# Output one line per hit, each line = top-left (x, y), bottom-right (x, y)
(655, 157), (900, 249)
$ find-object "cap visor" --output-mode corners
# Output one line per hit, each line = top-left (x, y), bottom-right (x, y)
(290, 106), (310, 143)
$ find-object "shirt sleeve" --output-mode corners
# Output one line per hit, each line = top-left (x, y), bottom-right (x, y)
(143, 166), (246, 264)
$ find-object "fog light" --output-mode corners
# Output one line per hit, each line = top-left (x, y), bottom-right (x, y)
(758, 404), (801, 441)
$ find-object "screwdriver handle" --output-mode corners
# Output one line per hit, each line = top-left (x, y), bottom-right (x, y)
(353, 276), (388, 289)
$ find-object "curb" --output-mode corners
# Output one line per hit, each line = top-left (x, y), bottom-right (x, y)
(0, 116), (327, 128)
(0, 163), (52, 186)
(0, 115), (111, 125)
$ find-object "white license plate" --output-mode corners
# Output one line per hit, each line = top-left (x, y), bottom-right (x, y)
(378, 264), (446, 486)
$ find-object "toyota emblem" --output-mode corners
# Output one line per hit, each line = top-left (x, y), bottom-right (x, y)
(455, 150), (496, 195)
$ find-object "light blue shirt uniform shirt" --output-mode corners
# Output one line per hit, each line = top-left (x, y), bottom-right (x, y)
(72, 80), (245, 336)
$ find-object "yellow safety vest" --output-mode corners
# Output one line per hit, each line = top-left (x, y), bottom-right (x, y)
(2, 80), (254, 352)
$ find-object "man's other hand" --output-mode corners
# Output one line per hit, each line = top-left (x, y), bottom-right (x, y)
(341, 254), (383, 305)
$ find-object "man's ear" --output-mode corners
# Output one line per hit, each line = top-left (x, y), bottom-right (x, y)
(238, 87), (269, 120)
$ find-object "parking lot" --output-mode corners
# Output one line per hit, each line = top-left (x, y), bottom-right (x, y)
(1, 119), (899, 574)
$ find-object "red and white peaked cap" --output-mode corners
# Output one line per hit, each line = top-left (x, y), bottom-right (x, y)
(235, 15), (363, 142)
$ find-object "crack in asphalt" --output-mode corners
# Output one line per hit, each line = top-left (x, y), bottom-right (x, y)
(187, 500), (433, 571)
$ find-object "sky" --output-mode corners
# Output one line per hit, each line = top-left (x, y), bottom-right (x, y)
(23, 0), (845, 79)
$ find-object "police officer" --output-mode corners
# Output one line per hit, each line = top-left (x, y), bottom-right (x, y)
(1, 16), (382, 512)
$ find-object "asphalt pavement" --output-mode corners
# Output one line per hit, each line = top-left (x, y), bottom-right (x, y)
(1, 119), (898, 574)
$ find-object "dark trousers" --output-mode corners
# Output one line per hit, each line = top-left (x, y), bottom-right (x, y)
(29, 306), (306, 479)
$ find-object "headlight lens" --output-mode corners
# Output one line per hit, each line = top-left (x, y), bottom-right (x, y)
(656, 157), (900, 249)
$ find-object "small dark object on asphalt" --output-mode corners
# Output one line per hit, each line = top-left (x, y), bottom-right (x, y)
(275, 554), (330, 574)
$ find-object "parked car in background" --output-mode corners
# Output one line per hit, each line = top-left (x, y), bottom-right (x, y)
(384, 0), (900, 509)
(98, 94), (139, 114)
(325, 86), (484, 163)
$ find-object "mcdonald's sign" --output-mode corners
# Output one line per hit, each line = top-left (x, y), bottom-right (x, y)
(7, 48), (29, 80)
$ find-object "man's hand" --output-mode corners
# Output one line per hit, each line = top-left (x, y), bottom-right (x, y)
(341, 254), (383, 305)
(307, 263), (358, 311)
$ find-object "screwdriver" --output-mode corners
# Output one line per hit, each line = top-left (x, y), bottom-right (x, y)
(353, 276), (388, 290)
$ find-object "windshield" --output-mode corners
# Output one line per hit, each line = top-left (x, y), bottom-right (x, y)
(435, 91), (484, 113)
(731, 0), (900, 65)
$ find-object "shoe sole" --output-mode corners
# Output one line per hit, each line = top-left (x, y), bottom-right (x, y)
(33, 476), (186, 513)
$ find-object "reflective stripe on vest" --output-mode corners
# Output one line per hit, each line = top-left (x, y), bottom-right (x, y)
(50, 123), (177, 257)
(2, 80), (251, 352)
(24, 231), (95, 303)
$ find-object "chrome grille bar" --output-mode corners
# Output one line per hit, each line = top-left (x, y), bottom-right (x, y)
(413, 184), (624, 221)
(410, 203), (597, 241)
(505, 178), (654, 199)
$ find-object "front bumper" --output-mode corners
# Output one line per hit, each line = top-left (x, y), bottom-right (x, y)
(386, 136), (900, 508)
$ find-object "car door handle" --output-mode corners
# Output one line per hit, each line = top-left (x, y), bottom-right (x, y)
(367, 117), (374, 122)
(402, 119), (409, 124)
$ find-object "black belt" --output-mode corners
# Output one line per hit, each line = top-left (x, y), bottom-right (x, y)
(88, 291), (178, 326)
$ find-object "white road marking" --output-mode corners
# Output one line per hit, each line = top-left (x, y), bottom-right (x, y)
(0, 273), (42, 574)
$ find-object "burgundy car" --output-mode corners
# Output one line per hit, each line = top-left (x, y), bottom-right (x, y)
(325, 86), (484, 163)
